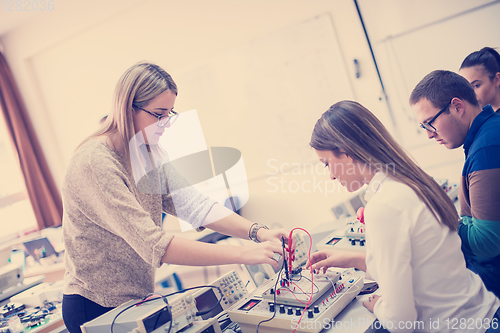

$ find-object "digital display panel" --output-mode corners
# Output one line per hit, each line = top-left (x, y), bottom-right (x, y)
(238, 299), (261, 312)
(142, 306), (172, 333)
(326, 237), (342, 246)
(195, 289), (224, 320)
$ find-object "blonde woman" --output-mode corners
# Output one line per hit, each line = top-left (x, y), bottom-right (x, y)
(61, 62), (288, 333)
(306, 100), (500, 333)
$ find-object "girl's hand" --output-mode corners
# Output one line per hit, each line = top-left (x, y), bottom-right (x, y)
(257, 228), (288, 245)
(257, 228), (296, 258)
(305, 249), (364, 273)
(240, 241), (284, 270)
(363, 294), (381, 313)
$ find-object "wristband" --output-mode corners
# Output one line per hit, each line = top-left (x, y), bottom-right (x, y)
(249, 223), (269, 243)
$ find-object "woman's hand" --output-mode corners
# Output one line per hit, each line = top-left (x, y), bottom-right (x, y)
(305, 249), (366, 273)
(257, 228), (289, 246)
(257, 228), (296, 260)
(362, 295), (380, 313)
(239, 241), (284, 270)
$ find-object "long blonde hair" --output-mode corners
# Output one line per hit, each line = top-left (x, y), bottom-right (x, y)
(310, 100), (459, 231)
(82, 62), (177, 166)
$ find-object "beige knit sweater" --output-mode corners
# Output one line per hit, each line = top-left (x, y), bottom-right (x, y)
(62, 139), (215, 307)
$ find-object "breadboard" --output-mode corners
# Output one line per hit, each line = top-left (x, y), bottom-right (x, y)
(261, 271), (340, 307)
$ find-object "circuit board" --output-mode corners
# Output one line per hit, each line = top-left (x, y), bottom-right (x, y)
(261, 271), (341, 307)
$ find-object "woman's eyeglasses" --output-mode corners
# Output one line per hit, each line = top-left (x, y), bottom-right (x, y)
(134, 106), (178, 127)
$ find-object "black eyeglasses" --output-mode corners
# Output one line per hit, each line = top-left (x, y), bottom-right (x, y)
(134, 106), (178, 127)
(420, 101), (451, 133)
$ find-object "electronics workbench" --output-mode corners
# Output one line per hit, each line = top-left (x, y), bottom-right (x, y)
(80, 226), (379, 333)
(2, 178), (458, 333)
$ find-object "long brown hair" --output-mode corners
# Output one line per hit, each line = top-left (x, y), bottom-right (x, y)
(310, 100), (459, 231)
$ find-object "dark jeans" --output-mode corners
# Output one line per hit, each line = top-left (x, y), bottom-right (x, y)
(467, 259), (500, 300)
(62, 294), (114, 333)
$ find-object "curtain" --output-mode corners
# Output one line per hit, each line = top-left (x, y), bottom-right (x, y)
(0, 52), (62, 229)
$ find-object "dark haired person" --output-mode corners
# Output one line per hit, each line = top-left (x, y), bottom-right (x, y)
(460, 47), (500, 112)
(410, 70), (500, 299)
(306, 100), (499, 333)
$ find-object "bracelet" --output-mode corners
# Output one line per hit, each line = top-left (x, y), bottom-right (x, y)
(249, 223), (269, 243)
(248, 223), (258, 241)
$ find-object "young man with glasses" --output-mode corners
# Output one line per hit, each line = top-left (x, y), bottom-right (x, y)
(410, 70), (500, 299)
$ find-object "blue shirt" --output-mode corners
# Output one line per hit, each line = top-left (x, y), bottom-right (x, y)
(458, 104), (500, 298)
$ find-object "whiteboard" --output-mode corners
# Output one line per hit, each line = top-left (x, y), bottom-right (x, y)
(173, 13), (355, 180)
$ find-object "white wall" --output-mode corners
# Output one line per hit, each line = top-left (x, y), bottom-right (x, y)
(1, 0), (497, 230)
(359, 0), (500, 183)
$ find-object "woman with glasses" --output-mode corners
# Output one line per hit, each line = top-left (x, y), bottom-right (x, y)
(61, 62), (289, 333)
(459, 47), (500, 113)
(306, 100), (500, 332)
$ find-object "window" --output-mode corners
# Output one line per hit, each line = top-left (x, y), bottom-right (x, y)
(0, 114), (37, 239)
